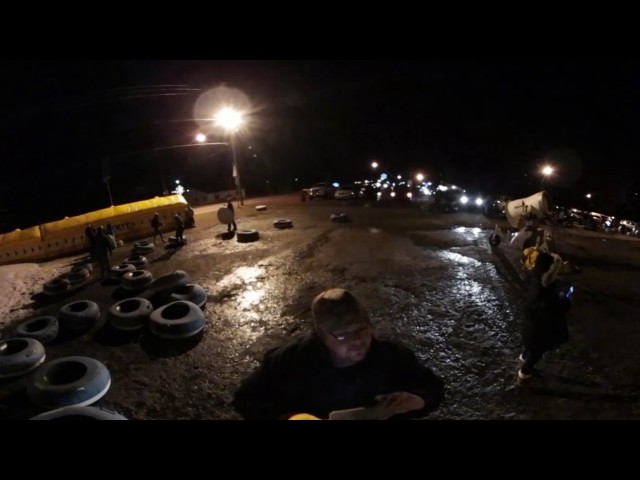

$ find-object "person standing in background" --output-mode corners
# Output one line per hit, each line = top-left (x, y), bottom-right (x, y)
(226, 198), (237, 232)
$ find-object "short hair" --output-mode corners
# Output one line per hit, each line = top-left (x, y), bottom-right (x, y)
(311, 288), (369, 332)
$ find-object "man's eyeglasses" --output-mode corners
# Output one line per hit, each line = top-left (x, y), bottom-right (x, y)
(327, 324), (370, 342)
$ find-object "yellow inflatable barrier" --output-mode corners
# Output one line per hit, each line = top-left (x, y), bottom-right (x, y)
(0, 195), (188, 265)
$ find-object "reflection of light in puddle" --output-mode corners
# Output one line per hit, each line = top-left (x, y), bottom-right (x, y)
(453, 226), (483, 236)
(369, 227), (382, 234)
(218, 266), (265, 288)
(239, 288), (265, 309)
(436, 251), (481, 265)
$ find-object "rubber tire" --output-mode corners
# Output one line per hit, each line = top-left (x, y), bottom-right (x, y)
(149, 301), (205, 339)
(121, 270), (154, 291)
(273, 219), (293, 229)
(330, 213), (350, 223)
(68, 267), (91, 284)
(108, 297), (153, 331)
(58, 300), (100, 331)
(124, 255), (148, 269)
(43, 277), (71, 296)
(109, 263), (136, 281)
(148, 270), (190, 296)
(27, 356), (111, 409)
(169, 284), (207, 310)
(30, 405), (127, 420)
(15, 316), (59, 344)
(133, 240), (154, 255)
(0, 338), (46, 379)
(237, 230), (260, 243)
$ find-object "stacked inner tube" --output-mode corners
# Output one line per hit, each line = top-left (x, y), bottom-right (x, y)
(14, 316), (59, 344)
(0, 338), (46, 379)
(27, 356), (111, 409)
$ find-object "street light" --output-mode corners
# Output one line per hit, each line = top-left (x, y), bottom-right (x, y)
(540, 165), (554, 189)
(214, 107), (245, 206)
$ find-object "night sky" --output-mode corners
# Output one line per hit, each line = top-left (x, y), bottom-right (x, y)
(1, 60), (639, 231)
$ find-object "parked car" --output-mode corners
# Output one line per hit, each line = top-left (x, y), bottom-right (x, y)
(309, 182), (336, 200)
(334, 185), (356, 200)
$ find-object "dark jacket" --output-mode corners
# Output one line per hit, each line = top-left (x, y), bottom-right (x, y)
(232, 334), (444, 420)
(522, 274), (570, 352)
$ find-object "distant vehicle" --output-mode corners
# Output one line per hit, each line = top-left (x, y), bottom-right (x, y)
(484, 194), (513, 218)
(619, 219), (638, 235)
(309, 182), (336, 200)
(334, 185), (356, 200)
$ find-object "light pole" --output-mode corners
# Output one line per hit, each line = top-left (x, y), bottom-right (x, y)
(215, 107), (244, 206)
(104, 176), (114, 207)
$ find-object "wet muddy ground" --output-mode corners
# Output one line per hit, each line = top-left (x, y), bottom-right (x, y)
(1, 194), (639, 419)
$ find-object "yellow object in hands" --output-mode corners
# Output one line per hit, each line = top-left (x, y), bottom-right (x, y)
(288, 413), (322, 420)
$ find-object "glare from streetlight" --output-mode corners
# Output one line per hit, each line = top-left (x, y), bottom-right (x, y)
(542, 165), (554, 176)
(371, 161), (378, 169)
(195, 133), (206, 143)
(586, 193), (592, 199)
(214, 107), (243, 132)
(416, 173), (424, 182)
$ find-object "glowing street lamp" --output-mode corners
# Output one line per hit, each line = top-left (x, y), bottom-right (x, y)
(214, 107), (245, 205)
(540, 165), (554, 189)
(371, 161), (378, 169)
